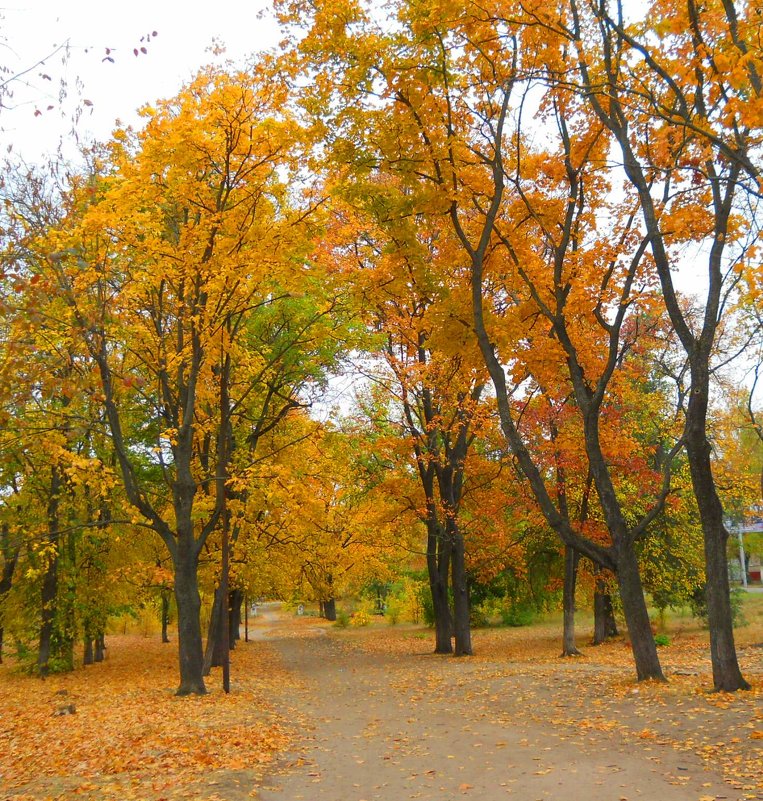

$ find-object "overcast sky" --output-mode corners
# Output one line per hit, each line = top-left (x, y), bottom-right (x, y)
(0, 1), (281, 162)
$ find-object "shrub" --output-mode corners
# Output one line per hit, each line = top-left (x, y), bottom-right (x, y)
(334, 610), (350, 628)
(689, 586), (747, 628)
(500, 604), (536, 627)
(385, 596), (403, 625)
(654, 633), (670, 647)
(350, 609), (371, 627)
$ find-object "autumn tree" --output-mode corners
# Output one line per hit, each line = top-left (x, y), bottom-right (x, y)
(10, 66), (343, 694)
(541, 0), (761, 690)
(278, 0), (691, 681)
(325, 193), (493, 654)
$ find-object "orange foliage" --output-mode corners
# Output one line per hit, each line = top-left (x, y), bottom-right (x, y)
(1, 635), (292, 800)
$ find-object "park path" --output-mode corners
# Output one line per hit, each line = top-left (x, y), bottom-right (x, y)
(253, 609), (741, 801)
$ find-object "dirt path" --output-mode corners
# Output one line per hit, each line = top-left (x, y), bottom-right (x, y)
(254, 611), (743, 801)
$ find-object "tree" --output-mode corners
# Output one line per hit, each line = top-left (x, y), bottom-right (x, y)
(279, 0), (686, 681)
(552, 0), (760, 690)
(14, 66), (336, 694)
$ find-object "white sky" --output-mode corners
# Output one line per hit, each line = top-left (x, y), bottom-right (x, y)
(0, 1), (281, 163)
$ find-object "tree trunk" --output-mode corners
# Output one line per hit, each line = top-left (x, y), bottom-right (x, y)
(561, 545), (582, 657)
(427, 519), (453, 654)
(319, 600), (325, 618)
(83, 637), (94, 665)
(593, 570), (618, 645)
(229, 588), (243, 647)
(203, 586), (226, 675)
(685, 392), (750, 691)
(244, 594), (249, 642)
(0, 523), (20, 665)
(94, 633), (105, 663)
(451, 527), (472, 656)
(161, 591), (170, 643)
(38, 467), (62, 677)
(173, 547), (206, 695)
(323, 598), (336, 621)
(616, 545), (664, 681)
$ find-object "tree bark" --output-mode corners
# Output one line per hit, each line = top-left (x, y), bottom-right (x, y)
(83, 637), (94, 665)
(94, 633), (105, 663)
(617, 545), (664, 681)
(229, 588), (243, 647)
(244, 593), (249, 642)
(323, 598), (336, 621)
(173, 546), (206, 695)
(561, 545), (581, 657)
(451, 526), (472, 656)
(593, 570), (618, 645)
(426, 515), (453, 654)
(203, 586), (226, 675)
(686, 419), (750, 691)
(0, 524), (20, 665)
(161, 591), (170, 644)
(38, 467), (62, 677)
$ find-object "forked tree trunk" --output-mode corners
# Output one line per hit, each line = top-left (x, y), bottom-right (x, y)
(561, 545), (581, 657)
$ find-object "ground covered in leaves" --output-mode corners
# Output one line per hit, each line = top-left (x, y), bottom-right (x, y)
(1, 633), (292, 800)
(2, 600), (762, 801)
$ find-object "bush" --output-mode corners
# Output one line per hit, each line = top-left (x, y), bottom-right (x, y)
(385, 596), (403, 625)
(689, 586), (747, 628)
(350, 609), (371, 627)
(654, 633), (670, 647)
(334, 610), (350, 628)
(500, 604), (536, 627)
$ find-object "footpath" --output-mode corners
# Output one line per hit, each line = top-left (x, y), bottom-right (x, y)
(253, 610), (743, 801)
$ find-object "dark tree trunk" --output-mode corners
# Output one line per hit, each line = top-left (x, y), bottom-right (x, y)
(94, 633), (105, 663)
(451, 527), (472, 656)
(323, 598), (336, 621)
(38, 467), (62, 677)
(685, 380), (750, 691)
(83, 637), (94, 665)
(0, 524), (20, 666)
(229, 588), (243, 647)
(173, 546), (206, 695)
(203, 586), (226, 675)
(161, 591), (170, 643)
(593, 571), (619, 645)
(617, 545), (664, 681)
(244, 594), (249, 642)
(561, 545), (582, 657)
(426, 518), (453, 654)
